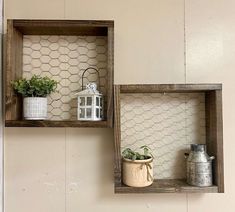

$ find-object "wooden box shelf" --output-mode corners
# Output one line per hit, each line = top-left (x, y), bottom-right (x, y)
(5, 19), (114, 128)
(114, 84), (224, 193)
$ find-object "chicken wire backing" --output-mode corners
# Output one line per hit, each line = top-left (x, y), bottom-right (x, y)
(22, 35), (107, 120)
(120, 93), (206, 179)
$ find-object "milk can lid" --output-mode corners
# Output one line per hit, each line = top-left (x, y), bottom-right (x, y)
(190, 144), (206, 152)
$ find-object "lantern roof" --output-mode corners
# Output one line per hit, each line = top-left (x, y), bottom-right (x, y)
(74, 83), (102, 96)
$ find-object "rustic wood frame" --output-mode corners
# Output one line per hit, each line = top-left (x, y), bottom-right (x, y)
(5, 19), (114, 128)
(114, 84), (224, 193)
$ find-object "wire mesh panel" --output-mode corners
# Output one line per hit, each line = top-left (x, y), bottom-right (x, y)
(120, 93), (206, 179)
(22, 35), (108, 120)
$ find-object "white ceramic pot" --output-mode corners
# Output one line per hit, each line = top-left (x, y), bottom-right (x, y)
(122, 157), (154, 187)
(23, 97), (47, 120)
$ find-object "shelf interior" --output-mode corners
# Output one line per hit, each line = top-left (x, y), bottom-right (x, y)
(120, 92), (206, 180)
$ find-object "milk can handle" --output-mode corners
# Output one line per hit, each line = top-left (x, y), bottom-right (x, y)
(184, 153), (189, 159)
(210, 156), (215, 160)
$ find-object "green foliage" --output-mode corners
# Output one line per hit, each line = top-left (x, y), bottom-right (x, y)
(122, 145), (153, 161)
(12, 75), (58, 97)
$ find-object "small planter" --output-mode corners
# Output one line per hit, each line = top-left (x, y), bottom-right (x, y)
(23, 97), (47, 120)
(12, 75), (57, 120)
(122, 157), (154, 187)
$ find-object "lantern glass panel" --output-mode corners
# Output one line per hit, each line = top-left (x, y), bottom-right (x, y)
(80, 97), (85, 106)
(96, 108), (99, 118)
(96, 97), (99, 106)
(80, 108), (85, 118)
(86, 108), (92, 118)
(100, 97), (103, 107)
(100, 108), (103, 118)
(87, 97), (92, 106)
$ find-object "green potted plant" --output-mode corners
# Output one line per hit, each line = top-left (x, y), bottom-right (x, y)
(12, 75), (58, 120)
(122, 145), (154, 187)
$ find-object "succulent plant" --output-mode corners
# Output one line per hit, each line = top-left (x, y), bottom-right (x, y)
(122, 145), (153, 160)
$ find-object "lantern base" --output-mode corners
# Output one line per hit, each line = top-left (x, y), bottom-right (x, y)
(77, 118), (103, 121)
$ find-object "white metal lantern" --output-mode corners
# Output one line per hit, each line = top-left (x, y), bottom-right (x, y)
(75, 67), (103, 121)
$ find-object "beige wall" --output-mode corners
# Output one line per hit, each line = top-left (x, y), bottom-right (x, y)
(4, 0), (235, 211)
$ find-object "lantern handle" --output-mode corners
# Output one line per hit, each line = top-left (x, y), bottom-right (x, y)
(81, 67), (100, 90)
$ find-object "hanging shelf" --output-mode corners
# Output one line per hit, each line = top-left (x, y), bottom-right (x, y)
(5, 19), (114, 128)
(114, 84), (224, 193)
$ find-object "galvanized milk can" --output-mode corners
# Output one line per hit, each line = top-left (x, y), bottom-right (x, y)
(185, 144), (214, 187)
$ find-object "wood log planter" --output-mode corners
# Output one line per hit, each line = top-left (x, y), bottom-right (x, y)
(122, 146), (154, 187)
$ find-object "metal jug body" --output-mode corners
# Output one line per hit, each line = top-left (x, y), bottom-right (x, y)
(185, 144), (214, 187)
